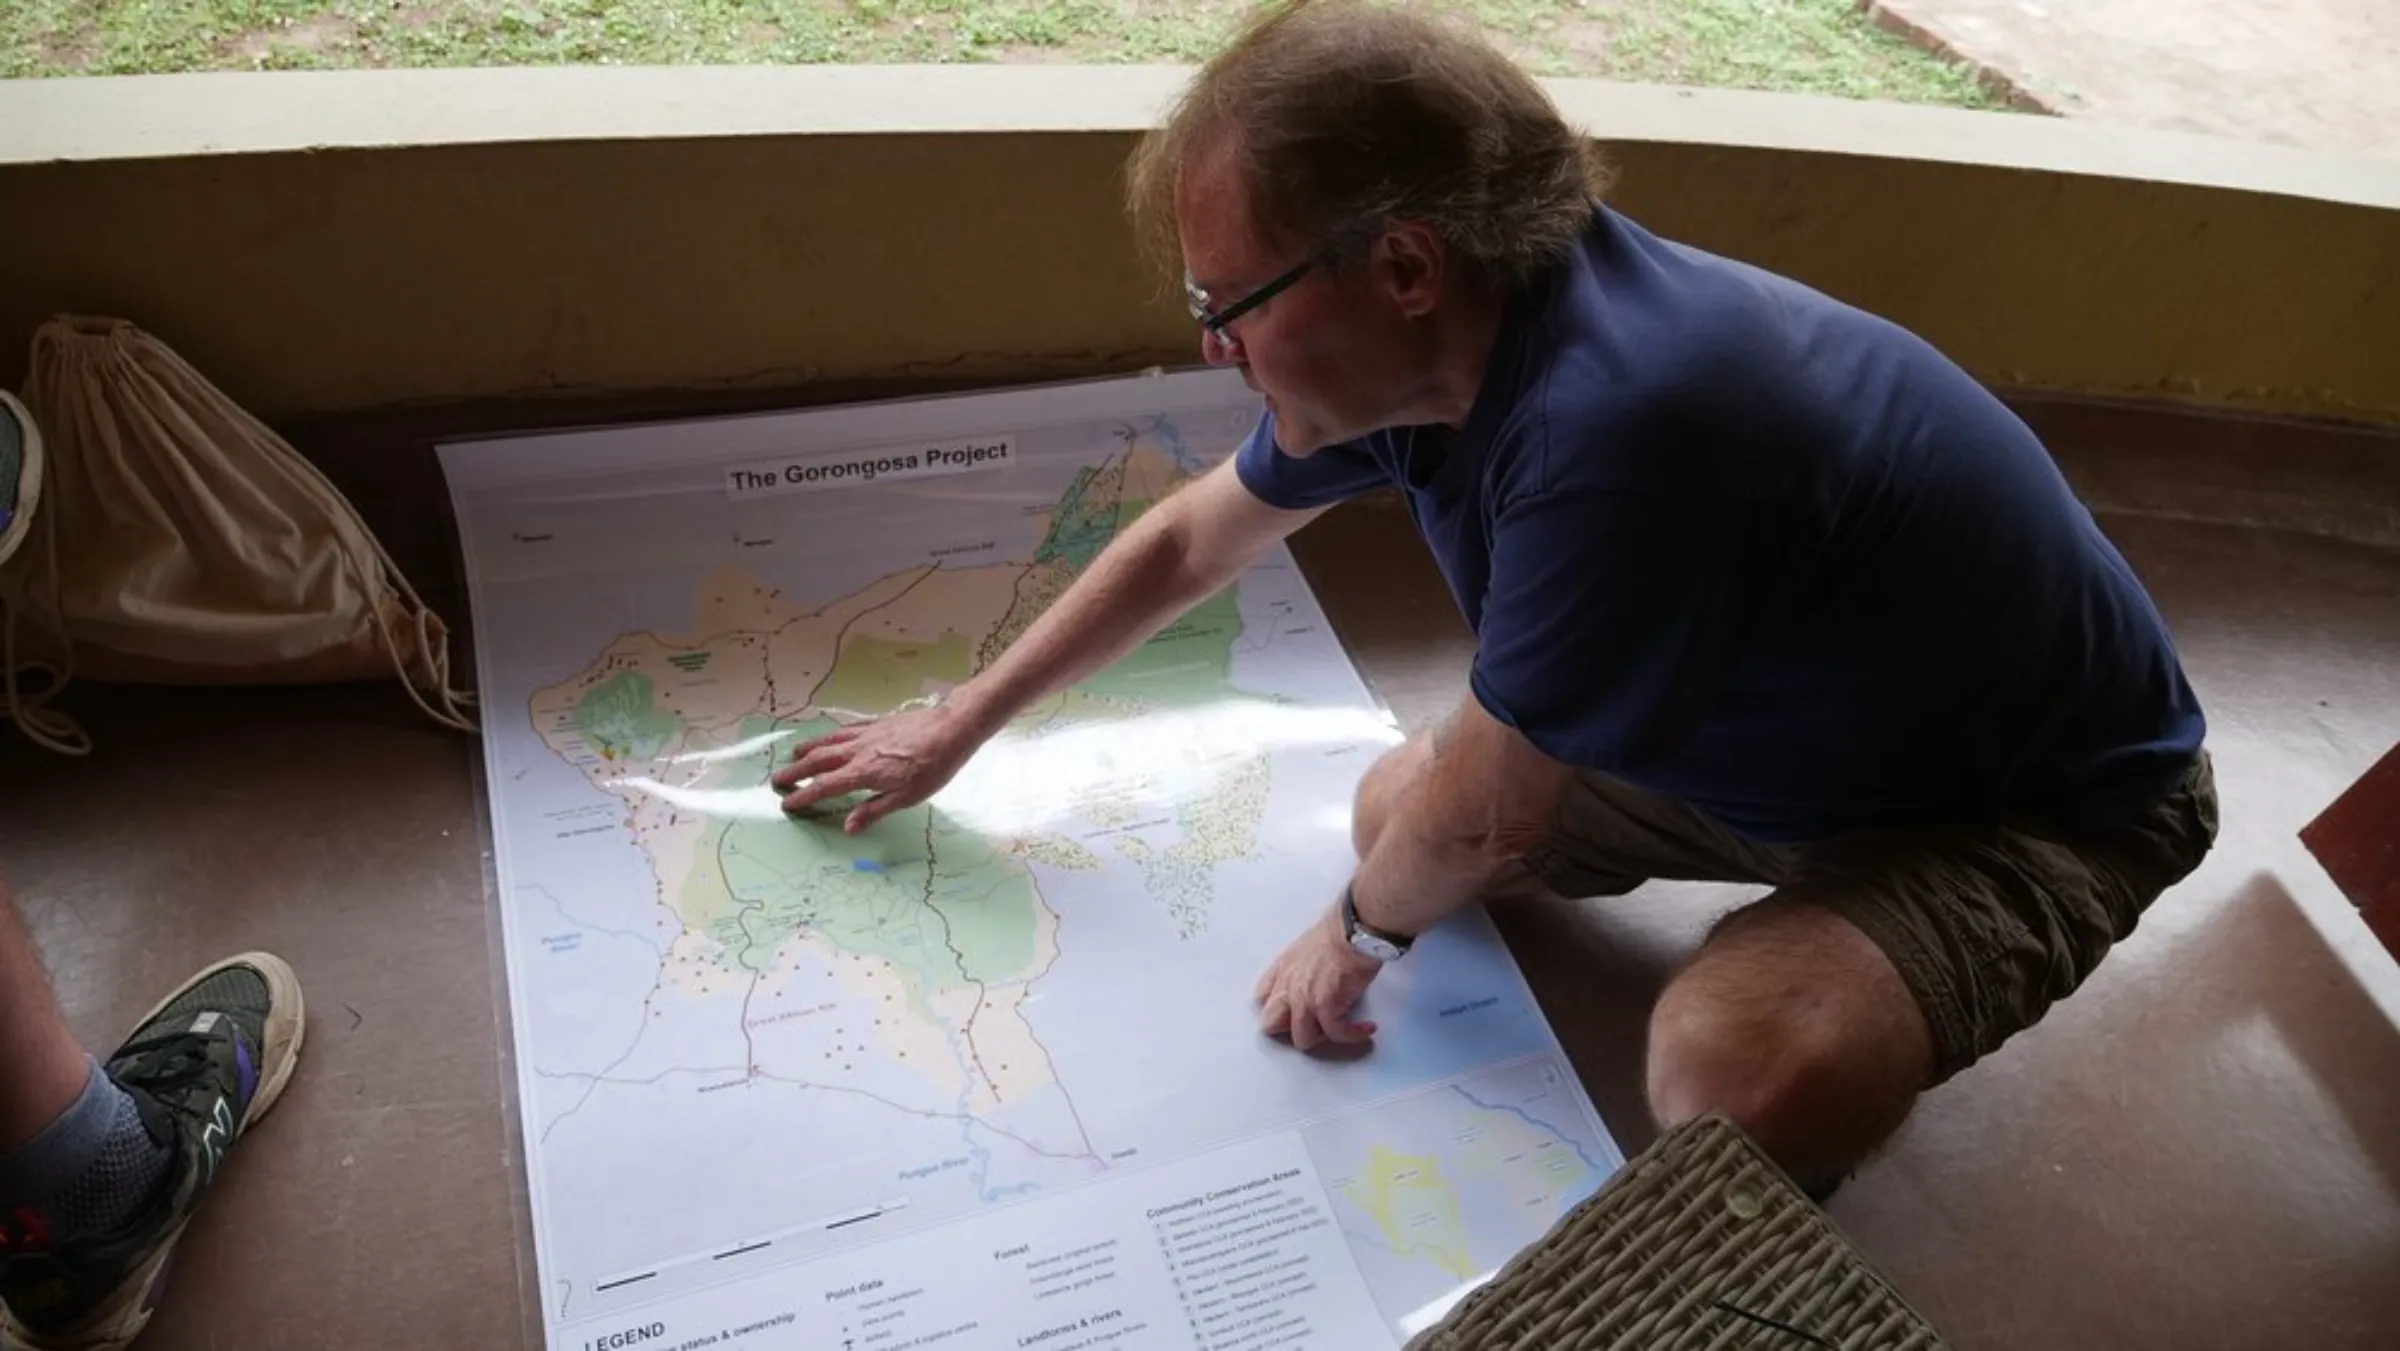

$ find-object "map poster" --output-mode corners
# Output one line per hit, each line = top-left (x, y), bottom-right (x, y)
(437, 368), (1624, 1351)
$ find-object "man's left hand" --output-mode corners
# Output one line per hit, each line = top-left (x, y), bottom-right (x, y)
(1255, 903), (1385, 1051)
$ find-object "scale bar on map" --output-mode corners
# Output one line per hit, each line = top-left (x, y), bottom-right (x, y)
(592, 1197), (913, 1293)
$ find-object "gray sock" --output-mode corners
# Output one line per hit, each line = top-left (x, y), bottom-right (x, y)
(0, 1056), (173, 1243)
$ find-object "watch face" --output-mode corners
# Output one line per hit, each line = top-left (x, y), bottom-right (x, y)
(1350, 931), (1406, 963)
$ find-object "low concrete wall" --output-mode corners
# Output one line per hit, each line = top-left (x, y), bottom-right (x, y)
(1, 66), (2395, 425)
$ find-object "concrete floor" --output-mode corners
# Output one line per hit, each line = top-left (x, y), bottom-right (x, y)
(1874, 0), (2400, 160)
(2, 394), (2397, 1349)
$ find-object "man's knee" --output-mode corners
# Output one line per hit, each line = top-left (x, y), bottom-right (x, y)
(1646, 965), (1854, 1146)
(1644, 901), (1933, 1180)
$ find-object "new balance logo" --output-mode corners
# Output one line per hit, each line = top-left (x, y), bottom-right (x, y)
(198, 1095), (235, 1183)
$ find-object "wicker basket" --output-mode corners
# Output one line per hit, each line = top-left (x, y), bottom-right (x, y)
(1405, 1113), (1949, 1350)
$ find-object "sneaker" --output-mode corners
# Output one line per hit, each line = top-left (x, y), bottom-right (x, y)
(0, 952), (305, 1350)
(0, 389), (41, 571)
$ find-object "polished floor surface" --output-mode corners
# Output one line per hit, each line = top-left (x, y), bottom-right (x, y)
(2, 395), (2395, 1350)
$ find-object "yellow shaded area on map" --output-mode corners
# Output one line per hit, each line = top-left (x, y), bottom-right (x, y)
(1338, 1144), (1475, 1279)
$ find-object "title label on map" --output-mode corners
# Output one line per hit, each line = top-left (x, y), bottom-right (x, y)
(724, 435), (1017, 499)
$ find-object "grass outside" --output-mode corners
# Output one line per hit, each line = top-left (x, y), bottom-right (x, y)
(1, 0), (2007, 110)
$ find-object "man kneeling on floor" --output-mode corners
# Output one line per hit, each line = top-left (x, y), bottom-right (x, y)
(773, 0), (2218, 1197)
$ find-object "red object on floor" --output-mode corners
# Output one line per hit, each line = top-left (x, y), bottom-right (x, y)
(2301, 740), (2400, 960)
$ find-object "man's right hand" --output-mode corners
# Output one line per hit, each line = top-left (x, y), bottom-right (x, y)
(770, 699), (993, 834)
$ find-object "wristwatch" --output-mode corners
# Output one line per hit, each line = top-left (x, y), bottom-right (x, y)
(1341, 883), (1414, 963)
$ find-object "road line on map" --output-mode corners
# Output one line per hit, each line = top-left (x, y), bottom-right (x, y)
(593, 1197), (915, 1295)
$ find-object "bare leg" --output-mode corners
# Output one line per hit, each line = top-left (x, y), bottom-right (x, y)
(0, 861), (301, 1342)
(0, 870), (91, 1151)
(1360, 731), (1925, 1182)
(1645, 898), (1934, 1188)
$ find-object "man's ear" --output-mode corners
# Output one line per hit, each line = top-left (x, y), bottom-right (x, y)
(1373, 221), (1447, 318)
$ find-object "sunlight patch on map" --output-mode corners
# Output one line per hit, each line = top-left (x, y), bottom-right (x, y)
(935, 699), (1403, 836)
(662, 727), (793, 766)
(615, 698), (1402, 835)
(608, 776), (788, 821)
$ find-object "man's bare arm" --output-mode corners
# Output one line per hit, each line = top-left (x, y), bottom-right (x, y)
(1350, 697), (1572, 935)
(947, 457), (1320, 732)
(1253, 695), (1571, 1050)
(775, 457), (1325, 826)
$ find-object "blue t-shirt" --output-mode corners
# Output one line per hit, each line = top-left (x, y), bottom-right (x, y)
(1237, 206), (2205, 844)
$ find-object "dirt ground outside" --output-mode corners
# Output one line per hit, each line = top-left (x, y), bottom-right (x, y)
(1867, 0), (2400, 157)
(1, 0), (2011, 112)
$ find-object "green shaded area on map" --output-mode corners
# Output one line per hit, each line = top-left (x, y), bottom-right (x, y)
(1033, 461), (1125, 570)
(981, 560), (1073, 671)
(1032, 454), (1169, 567)
(676, 715), (1042, 1007)
(574, 671), (682, 761)
(1077, 584), (1242, 706)
(714, 807), (1042, 994)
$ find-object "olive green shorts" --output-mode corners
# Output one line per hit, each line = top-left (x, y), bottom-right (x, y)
(1518, 752), (2220, 1084)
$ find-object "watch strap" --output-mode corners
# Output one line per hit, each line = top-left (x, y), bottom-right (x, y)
(1342, 883), (1413, 955)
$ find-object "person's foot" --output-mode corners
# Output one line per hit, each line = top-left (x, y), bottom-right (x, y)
(0, 953), (305, 1350)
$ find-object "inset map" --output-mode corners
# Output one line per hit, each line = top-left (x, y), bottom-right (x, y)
(1302, 1054), (1621, 1333)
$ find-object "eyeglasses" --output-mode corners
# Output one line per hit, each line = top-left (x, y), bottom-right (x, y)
(1185, 251), (1323, 338)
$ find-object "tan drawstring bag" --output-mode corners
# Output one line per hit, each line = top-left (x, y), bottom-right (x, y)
(1, 315), (477, 754)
